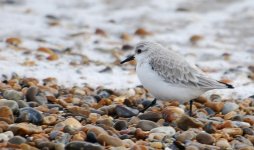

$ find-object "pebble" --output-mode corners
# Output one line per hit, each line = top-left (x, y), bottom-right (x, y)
(138, 111), (162, 122)
(8, 123), (43, 135)
(65, 141), (103, 150)
(176, 130), (196, 143)
(0, 99), (19, 114)
(0, 131), (14, 142)
(162, 106), (184, 122)
(176, 115), (203, 130)
(150, 126), (176, 136)
(26, 86), (47, 105)
(82, 124), (108, 136)
(43, 115), (57, 125)
(136, 120), (159, 131)
(8, 136), (27, 144)
(204, 102), (224, 112)
(196, 132), (215, 145)
(222, 102), (239, 114)
(86, 131), (97, 143)
(63, 117), (82, 130)
(243, 128), (254, 135)
(114, 120), (128, 131)
(115, 105), (139, 118)
(203, 122), (216, 133)
(150, 142), (163, 149)
(0, 121), (9, 131)
(97, 134), (124, 147)
(0, 106), (14, 124)
(216, 138), (231, 149)
(3, 90), (23, 101)
(222, 128), (243, 136)
(148, 133), (167, 141)
(16, 107), (43, 125)
(232, 121), (251, 128)
(16, 100), (29, 108)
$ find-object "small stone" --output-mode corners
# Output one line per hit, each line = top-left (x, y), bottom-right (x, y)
(224, 111), (237, 120)
(3, 90), (23, 101)
(97, 118), (113, 127)
(176, 130), (196, 143)
(136, 120), (159, 131)
(135, 128), (149, 140)
(222, 128), (243, 137)
(63, 118), (82, 130)
(16, 100), (29, 108)
(148, 133), (167, 141)
(233, 121), (251, 128)
(122, 139), (135, 148)
(66, 106), (90, 117)
(8, 136), (27, 144)
(150, 142), (163, 149)
(0, 106), (14, 124)
(222, 102), (239, 114)
(162, 106), (184, 122)
(176, 115), (204, 130)
(86, 131), (97, 143)
(16, 107), (43, 125)
(196, 132), (215, 145)
(8, 123), (43, 135)
(205, 102), (224, 112)
(138, 111), (162, 122)
(115, 105), (139, 118)
(0, 99), (19, 114)
(134, 28), (152, 36)
(97, 134), (123, 147)
(0, 121), (9, 131)
(130, 145), (148, 150)
(0, 131), (14, 142)
(114, 120), (128, 131)
(82, 124), (108, 136)
(65, 141), (103, 150)
(243, 128), (254, 135)
(26, 86), (47, 105)
(72, 131), (86, 141)
(203, 122), (216, 134)
(43, 115), (57, 125)
(6, 37), (22, 46)
(150, 126), (175, 136)
(216, 138), (231, 149)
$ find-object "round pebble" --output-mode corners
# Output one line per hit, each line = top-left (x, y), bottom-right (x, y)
(136, 120), (159, 131)
(16, 107), (44, 125)
(196, 132), (215, 145)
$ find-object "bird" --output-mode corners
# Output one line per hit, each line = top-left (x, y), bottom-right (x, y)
(120, 41), (234, 116)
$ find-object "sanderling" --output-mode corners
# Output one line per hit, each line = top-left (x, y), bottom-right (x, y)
(121, 41), (233, 116)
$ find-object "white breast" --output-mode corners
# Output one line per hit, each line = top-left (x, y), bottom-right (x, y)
(136, 62), (205, 103)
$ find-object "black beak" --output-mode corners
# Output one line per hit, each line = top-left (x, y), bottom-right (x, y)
(120, 55), (135, 64)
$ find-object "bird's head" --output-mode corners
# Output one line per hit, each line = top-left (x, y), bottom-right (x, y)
(121, 41), (163, 64)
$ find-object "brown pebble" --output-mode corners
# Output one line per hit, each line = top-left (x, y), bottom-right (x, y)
(81, 124), (108, 136)
(134, 28), (152, 36)
(72, 131), (86, 141)
(43, 115), (57, 125)
(0, 121), (9, 131)
(176, 115), (204, 130)
(6, 37), (22, 46)
(95, 28), (107, 37)
(63, 118), (82, 130)
(162, 106), (184, 122)
(205, 102), (224, 112)
(222, 128), (243, 137)
(8, 123), (43, 135)
(135, 128), (149, 140)
(97, 134), (123, 147)
(0, 106), (14, 124)
(190, 35), (203, 44)
(216, 138), (231, 149)
(196, 132), (215, 145)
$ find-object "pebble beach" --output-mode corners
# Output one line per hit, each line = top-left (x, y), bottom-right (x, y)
(0, 0), (254, 149)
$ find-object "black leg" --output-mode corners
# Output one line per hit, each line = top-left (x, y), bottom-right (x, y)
(189, 99), (193, 116)
(141, 98), (157, 113)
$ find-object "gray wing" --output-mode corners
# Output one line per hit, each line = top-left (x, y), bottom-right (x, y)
(149, 55), (228, 89)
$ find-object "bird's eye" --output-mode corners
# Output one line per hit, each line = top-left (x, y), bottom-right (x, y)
(137, 49), (142, 54)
